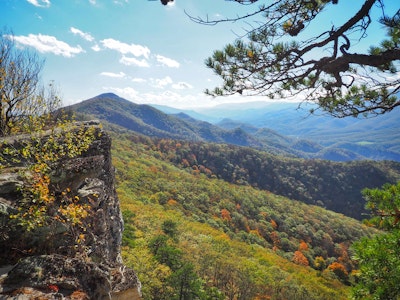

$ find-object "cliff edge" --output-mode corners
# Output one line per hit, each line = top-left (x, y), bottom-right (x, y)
(0, 121), (141, 299)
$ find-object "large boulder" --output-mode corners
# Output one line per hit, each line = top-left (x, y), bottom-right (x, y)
(0, 121), (141, 299)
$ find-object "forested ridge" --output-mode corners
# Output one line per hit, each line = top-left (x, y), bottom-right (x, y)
(117, 132), (400, 220)
(111, 130), (380, 299)
(69, 93), (400, 162)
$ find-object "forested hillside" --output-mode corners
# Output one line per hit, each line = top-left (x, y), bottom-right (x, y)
(114, 133), (400, 220)
(67, 94), (400, 298)
(111, 130), (378, 299)
(155, 102), (400, 161)
(69, 93), (400, 161)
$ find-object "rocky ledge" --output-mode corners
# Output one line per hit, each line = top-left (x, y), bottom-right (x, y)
(0, 121), (141, 299)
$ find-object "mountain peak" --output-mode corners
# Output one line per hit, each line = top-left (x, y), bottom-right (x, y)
(96, 92), (121, 99)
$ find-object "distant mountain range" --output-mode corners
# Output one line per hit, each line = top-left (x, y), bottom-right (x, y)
(67, 93), (400, 162)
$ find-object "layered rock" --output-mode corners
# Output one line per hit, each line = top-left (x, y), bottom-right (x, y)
(0, 121), (141, 299)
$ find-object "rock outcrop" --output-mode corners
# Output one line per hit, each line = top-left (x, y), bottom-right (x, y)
(0, 121), (141, 299)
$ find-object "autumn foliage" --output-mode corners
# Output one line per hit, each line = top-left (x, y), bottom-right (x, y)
(110, 132), (377, 299)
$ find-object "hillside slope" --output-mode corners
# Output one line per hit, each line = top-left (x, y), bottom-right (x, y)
(111, 131), (377, 299)
(126, 136), (400, 220)
(67, 94), (400, 220)
(69, 93), (378, 161)
(68, 93), (264, 148)
(155, 101), (400, 161)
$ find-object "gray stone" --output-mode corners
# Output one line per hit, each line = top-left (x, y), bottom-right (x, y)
(0, 122), (141, 299)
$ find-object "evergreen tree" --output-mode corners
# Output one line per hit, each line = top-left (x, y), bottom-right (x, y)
(192, 0), (400, 118)
(352, 182), (400, 299)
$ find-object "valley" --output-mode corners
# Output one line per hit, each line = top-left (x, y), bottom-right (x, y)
(64, 93), (400, 299)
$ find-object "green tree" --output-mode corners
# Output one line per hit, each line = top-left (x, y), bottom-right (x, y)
(162, 219), (179, 240)
(148, 233), (208, 299)
(168, 263), (204, 300)
(352, 182), (400, 299)
(194, 0), (400, 118)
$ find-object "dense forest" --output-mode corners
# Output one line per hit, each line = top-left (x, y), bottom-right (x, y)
(111, 130), (380, 299)
(114, 132), (400, 220)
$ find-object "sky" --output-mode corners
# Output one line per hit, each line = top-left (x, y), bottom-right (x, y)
(1, 0), (398, 109)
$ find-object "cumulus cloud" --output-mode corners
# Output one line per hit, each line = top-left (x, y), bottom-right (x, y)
(100, 71), (126, 78)
(10, 34), (84, 57)
(101, 38), (150, 58)
(26, 0), (50, 7)
(70, 27), (94, 42)
(156, 55), (180, 68)
(152, 76), (173, 89)
(119, 56), (150, 67)
(101, 86), (207, 108)
(91, 44), (101, 52)
(172, 82), (193, 90)
(103, 87), (139, 100)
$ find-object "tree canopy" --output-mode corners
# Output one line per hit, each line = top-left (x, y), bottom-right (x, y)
(352, 182), (400, 299)
(192, 0), (400, 118)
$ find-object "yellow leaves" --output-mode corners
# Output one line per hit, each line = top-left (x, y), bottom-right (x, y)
(58, 188), (90, 227)
(21, 147), (31, 159)
(5, 122), (97, 244)
(77, 233), (86, 244)
(58, 203), (89, 226)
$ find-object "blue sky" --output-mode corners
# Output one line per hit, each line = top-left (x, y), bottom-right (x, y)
(1, 0), (397, 108)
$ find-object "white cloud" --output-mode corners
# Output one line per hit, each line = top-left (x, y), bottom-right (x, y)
(91, 44), (101, 52)
(104, 87), (139, 100)
(132, 78), (146, 83)
(10, 34), (84, 57)
(119, 56), (150, 67)
(100, 86), (212, 108)
(26, 0), (50, 7)
(151, 76), (173, 89)
(113, 0), (129, 5)
(88, 0), (96, 4)
(172, 82), (193, 90)
(70, 27), (94, 42)
(111, 87), (197, 107)
(156, 55), (180, 68)
(101, 38), (150, 58)
(100, 71), (126, 78)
